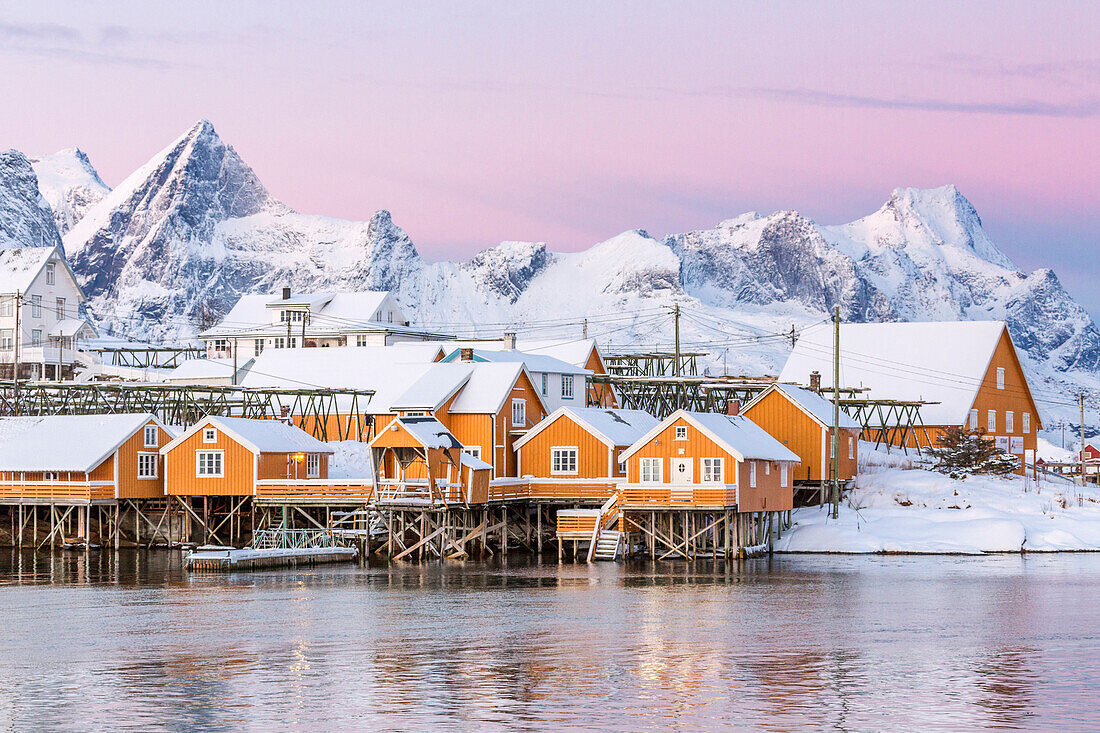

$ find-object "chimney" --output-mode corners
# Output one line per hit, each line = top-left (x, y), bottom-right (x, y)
(460, 347), (474, 362)
(727, 400), (740, 416)
(809, 370), (821, 391)
(503, 331), (517, 349)
(282, 287), (291, 300)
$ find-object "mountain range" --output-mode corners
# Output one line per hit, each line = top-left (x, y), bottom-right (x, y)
(2, 119), (1096, 428)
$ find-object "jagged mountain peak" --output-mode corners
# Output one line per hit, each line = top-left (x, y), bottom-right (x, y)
(0, 150), (62, 250)
(28, 148), (110, 235)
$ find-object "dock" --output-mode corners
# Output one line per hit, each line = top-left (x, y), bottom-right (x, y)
(184, 529), (358, 572)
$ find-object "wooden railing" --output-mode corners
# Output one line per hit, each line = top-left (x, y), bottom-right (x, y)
(620, 484), (736, 507)
(487, 478), (619, 502)
(0, 481), (115, 502)
(586, 493), (620, 562)
(555, 511), (599, 538)
(255, 478), (374, 502)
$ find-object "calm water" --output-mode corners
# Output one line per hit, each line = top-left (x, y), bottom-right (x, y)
(0, 551), (1098, 731)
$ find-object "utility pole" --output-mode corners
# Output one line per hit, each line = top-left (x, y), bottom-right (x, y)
(790, 324), (796, 348)
(582, 318), (588, 340)
(1080, 393), (1087, 486)
(831, 305), (841, 519)
(673, 303), (681, 378)
(232, 337), (238, 386)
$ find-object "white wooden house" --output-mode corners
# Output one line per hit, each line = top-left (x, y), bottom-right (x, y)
(0, 246), (96, 380)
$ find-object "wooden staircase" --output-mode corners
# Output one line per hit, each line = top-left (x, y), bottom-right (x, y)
(591, 529), (621, 561)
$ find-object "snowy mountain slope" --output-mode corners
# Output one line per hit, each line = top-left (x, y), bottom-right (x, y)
(27, 149), (109, 234)
(4, 118), (1090, 428)
(0, 150), (62, 251)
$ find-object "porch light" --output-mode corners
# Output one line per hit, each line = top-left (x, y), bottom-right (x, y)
(294, 453), (305, 462)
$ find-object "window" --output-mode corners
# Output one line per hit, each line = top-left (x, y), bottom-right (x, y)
(1023, 413), (1031, 434)
(280, 310), (305, 323)
(387, 311), (394, 323)
(969, 409), (978, 429)
(254, 338), (265, 355)
(463, 446), (481, 460)
(403, 411), (427, 417)
(144, 425), (158, 448)
(43, 471), (59, 481)
(551, 447), (578, 474)
(987, 410), (996, 432)
(288, 337), (297, 348)
(780, 463), (788, 487)
(45, 263), (55, 285)
(203, 428), (217, 443)
(765, 462), (770, 475)
(31, 329), (41, 347)
(561, 374), (574, 399)
(30, 295), (41, 318)
(274, 337), (286, 349)
(274, 337), (297, 349)
(675, 426), (687, 441)
(213, 338), (229, 352)
(640, 457), (662, 483)
(1006, 411), (1014, 433)
(511, 399), (526, 427)
(0, 298), (10, 317)
(137, 453), (158, 479)
(56, 297), (65, 319)
(996, 367), (1005, 390)
(541, 373), (548, 396)
(750, 461), (757, 488)
(356, 335), (369, 347)
(701, 458), (724, 482)
(196, 451), (223, 477)
(848, 437), (854, 460)
(306, 453), (320, 478)
(0, 330), (12, 350)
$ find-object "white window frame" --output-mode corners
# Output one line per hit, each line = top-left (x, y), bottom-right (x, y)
(306, 453), (320, 478)
(674, 425), (688, 441)
(987, 410), (996, 432)
(30, 295), (41, 318)
(511, 398), (526, 428)
(288, 337), (297, 348)
(274, 337), (286, 349)
(640, 457), (662, 483)
(996, 367), (1005, 390)
(55, 297), (65, 319)
(463, 446), (482, 460)
(203, 427), (218, 443)
(780, 463), (788, 487)
(969, 409), (979, 429)
(254, 338), (265, 355)
(1005, 411), (1014, 434)
(137, 452), (159, 480)
(848, 436), (854, 460)
(541, 373), (548, 396)
(144, 425), (158, 448)
(45, 263), (55, 285)
(749, 461), (757, 488)
(31, 329), (41, 347)
(561, 374), (574, 400)
(701, 457), (724, 483)
(551, 446), (579, 475)
(356, 334), (370, 347)
(0, 298), (11, 317)
(1023, 412), (1031, 434)
(43, 471), (59, 481)
(0, 329), (12, 351)
(196, 450), (224, 478)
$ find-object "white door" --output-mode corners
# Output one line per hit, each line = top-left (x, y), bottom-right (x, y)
(671, 458), (693, 483)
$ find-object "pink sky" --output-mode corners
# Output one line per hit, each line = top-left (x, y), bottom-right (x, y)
(0, 2), (1097, 306)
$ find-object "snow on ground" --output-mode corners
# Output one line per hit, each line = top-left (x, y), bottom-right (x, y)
(776, 443), (1100, 554)
(328, 441), (373, 478)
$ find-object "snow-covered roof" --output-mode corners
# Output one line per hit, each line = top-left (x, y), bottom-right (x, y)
(514, 407), (659, 450)
(461, 452), (493, 470)
(390, 364), (473, 411)
(778, 321), (1017, 426)
(162, 416), (333, 455)
(0, 247), (63, 294)
(266, 292), (337, 310)
(49, 318), (97, 338)
(514, 338), (601, 369)
(440, 348), (590, 375)
(621, 410), (800, 463)
(386, 417), (463, 450)
(449, 362), (546, 415)
(0, 413), (163, 472)
(167, 358), (254, 382)
(743, 383), (861, 430)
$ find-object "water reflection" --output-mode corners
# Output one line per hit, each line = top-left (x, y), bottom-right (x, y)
(0, 550), (1098, 730)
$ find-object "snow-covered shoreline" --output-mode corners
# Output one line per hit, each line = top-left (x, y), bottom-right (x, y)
(775, 444), (1100, 555)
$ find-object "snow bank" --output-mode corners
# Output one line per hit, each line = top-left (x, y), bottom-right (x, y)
(776, 462), (1100, 554)
(328, 441), (373, 478)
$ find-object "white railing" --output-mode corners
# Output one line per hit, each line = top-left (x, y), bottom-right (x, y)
(251, 528), (343, 550)
(587, 492), (620, 563)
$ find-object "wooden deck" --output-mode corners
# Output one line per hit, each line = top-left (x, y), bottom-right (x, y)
(0, 481), (116, 505)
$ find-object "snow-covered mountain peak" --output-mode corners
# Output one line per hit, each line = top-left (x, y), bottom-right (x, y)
(0, 150), (62, 250)
(28, 148), (110, 235)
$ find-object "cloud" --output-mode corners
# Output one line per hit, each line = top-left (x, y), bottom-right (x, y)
(15, 44), (175, 70)
(0, 22), (82, 43)
(98, 25), (132, 46)
(739, 86), (1100, 119)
